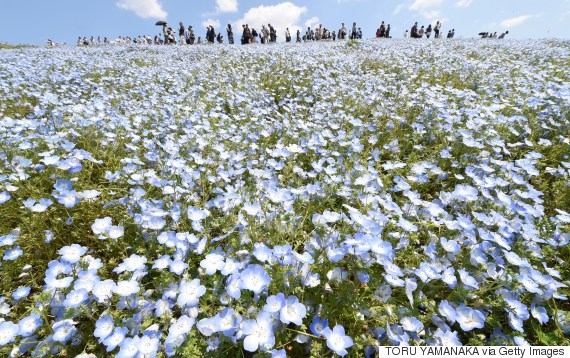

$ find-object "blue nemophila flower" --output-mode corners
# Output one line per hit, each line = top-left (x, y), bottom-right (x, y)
(197, 316), (221, 337)
(0, 321), (19, 346)
(107, 225), (124, 240)
(455, 305), (486, 331)
(44, 229), (55, 243)
(253, 243), (273, 262)
(92, 279), (116, 303)
(152, 255), (172, 270)
(116, 336), (139, 358)
(59, 244), (87, 264)
(400, 316), (424, 333)
(18, 313), (43, 337)
(433, 328), (462, 346)
(138, 335), (160, 357)
(226, 273), (242, 299)
(218, 308), (241, 337)
(114, 254), (147, 273)
(458, 269), (479, 290)
(103, 326), (128, 352)
(241, 311), (275, 352)
(439, 300), (457, 323)
(63, 288), (89, 308)
(200, 253), (225, 275)
(12, 286), (31, 300)
(56, 190), (81, 208)
(52, 319), (77, 343)
(531, 304), (549, 324)
(264, 293), (286, 313)
(242, 202), (262, 216)
(177, 278), (206, 307)
(154, 299), (173, 317)
(240, 264), (271, 294)
(94, 316), (114, 342)
(187, 206), (210, 221)
(451, 184), (479, 202)
(169, 315), (195, 337)
(310, 316), (329, 337)
(280, 295), (307, 326)
(3, 246), (23, 261)
(113, 280), (140, 297)
(322, 324), (354, 357)
(0, 191), (10, 205)
(169, 259), (188, 275)
(440, 237), (460, 255)
(29, 198), (54, 213)
(92, 217), (112, 236)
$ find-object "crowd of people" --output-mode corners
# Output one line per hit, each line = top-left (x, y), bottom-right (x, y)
(67, 20), (511, 47)
(478, 30), (509, 39)
(404, 21), (448, 38)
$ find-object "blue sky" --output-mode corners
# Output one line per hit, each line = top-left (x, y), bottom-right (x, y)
(2, 0), (569, 45)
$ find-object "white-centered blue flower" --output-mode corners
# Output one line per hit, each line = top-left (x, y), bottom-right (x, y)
(322, 324), (354, 357)
(240, 264), (271, 294)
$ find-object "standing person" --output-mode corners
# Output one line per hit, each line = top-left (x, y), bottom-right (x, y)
(411, 22), (418, 38)
(261, 25), (267, 44)
(251, 27), (258, 43)
(179, 22), (185, 45)
(351, 22), (357, 39)
(227, 24), (234, 44)
(217, 33), (223, 43)
(209, 25), (216, 43)
(426, 24), (432, 38)
(285, 28), (291, 42)
(446, 30), (452, 38)
(434, 21), (441, 38)
(188, 26), (195, 44)
(357, 27), (362, 39)
(404, 30), (409, 38)
(379, 21), (386, 38)
(332, 30), (336, 41)
(450, 29), (455, 38)
(244, 24), (252, 44)
(386, 24), (391, 38)
(296, 29), (301, 42)
(269, 24), (276, 43)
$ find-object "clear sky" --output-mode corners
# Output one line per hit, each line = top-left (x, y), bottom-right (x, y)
(1, 0), (569, 45)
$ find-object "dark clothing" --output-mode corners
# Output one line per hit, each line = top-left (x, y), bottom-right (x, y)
(411, 25), (418, 38)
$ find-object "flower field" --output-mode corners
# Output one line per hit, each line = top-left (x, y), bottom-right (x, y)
(1, 39), (569, 356)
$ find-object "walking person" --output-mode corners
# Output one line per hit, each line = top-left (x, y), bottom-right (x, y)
(285, 28), (291, 43)
(386, 24), (391, 38)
